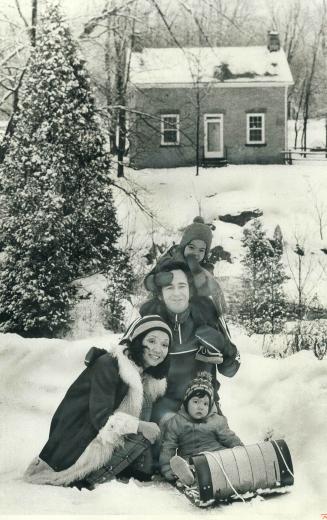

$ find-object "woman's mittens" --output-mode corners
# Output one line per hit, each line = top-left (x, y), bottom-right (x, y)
(137, 421), (161, 444)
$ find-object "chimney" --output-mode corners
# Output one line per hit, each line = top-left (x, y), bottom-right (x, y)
(267, 31), (280, 52)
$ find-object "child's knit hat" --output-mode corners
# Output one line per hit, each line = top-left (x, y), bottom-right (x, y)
(183, 371), (214, 411)
(119, 315), (173, 347)
(180, 217), (213, 256)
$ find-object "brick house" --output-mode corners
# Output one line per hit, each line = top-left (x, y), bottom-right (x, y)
(128, 32), (293, 168)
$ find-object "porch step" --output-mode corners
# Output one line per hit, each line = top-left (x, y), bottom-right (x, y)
(201, 158), (228, 168)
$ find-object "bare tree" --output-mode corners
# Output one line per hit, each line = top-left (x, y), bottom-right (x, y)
(307, 181), (327, 240)
(80, 0), (143, 177)
(0, 0), (38, 162)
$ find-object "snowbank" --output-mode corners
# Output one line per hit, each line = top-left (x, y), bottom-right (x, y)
(0, 329), (326, 518)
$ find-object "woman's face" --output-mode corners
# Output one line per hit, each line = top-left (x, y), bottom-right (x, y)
(142, 330), (169, 368)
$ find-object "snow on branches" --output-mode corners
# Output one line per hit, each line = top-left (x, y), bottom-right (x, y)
(0, 5), (121, 337)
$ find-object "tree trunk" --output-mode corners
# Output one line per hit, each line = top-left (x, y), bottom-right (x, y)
(117, 107), (126, 178)
(31, 0), (38, 47)
(195, 86), (200, 176)
(116, 56), (126, 178)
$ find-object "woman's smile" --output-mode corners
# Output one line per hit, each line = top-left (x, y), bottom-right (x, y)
(142, 330), (169, 368)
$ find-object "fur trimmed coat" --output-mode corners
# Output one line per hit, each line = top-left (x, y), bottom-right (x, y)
(24, 344), (166, 486)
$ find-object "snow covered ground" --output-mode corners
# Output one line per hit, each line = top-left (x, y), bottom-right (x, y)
(0, 327), (326, 519)
(114, 158), (327, 315)
(1, 127), (327, 518)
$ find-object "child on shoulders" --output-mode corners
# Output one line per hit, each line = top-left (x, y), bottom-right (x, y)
(159, 372), (243, 486)
(144, 216), (227, 316)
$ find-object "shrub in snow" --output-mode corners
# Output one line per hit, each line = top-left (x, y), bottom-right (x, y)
(261, 333), (292, 359)
(102, 250), (136, 333)
(240, 219), (288, 335)
(286, 320), (327, 359)
(0, 6), (122, 337)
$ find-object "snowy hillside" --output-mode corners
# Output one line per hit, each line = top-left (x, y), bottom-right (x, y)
(113, 160), (327, 318)
(0, 327), (326, 518)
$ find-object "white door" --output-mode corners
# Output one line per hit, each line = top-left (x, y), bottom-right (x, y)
(204, 114), (224, 158)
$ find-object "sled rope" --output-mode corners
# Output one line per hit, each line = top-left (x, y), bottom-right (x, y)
(203, 451), (246, 503)
(272, 440), (294, 479)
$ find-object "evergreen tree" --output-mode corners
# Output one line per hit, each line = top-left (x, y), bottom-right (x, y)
(0, 6), (121, 337)
(240, 219), (288, 334)
(102, 250), (136, 333)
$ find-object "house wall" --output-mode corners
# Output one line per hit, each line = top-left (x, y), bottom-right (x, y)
(129, 85), (286, 168)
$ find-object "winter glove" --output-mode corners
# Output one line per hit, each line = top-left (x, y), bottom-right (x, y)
(195, 324), (229, 360)
(184, 254), (210, 295)
(196, 344), (223, 364)
(185, 254), (203, 275)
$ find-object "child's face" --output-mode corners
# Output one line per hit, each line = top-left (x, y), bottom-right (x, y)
(184, 240), (206, 262)
(142, 330), (169, 368)
(187, 395), (210, 419)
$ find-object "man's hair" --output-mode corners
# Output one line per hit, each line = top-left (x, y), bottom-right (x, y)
(154, 260), (194, 297)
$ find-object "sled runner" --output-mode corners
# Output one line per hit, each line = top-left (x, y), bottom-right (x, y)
(175, 439), (294, 507)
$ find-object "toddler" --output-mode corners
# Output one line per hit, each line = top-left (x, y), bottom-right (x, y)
(144, 216), (227, 316)
(159, 372), (243, 485)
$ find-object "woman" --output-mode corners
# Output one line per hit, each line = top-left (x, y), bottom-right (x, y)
(24, 315), (172, 488)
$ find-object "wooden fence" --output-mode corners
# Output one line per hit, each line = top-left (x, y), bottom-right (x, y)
(282, 148), (327, 164)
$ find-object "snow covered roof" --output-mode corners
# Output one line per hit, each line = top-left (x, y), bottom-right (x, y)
(130, 46), (293, 87)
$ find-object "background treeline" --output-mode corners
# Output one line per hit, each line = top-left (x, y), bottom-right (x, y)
(0, 0), (326, 155)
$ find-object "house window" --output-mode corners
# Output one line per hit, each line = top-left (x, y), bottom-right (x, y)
(247, 113), (265, 144)
(161, 114), (180, 145)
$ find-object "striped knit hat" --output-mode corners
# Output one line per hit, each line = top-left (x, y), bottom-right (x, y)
(183, 372), (214, 410)
(119, 315), (173, 346)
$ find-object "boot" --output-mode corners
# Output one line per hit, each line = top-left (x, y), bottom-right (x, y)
(170, 455), (195, 486)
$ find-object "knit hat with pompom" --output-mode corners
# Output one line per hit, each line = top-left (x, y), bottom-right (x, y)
(183, 371), (214, 411)
(180, 217), (213, 257)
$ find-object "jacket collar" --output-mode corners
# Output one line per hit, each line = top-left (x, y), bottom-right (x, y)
(166, 307), (191, 327)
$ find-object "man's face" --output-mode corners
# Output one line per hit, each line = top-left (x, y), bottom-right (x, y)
(161, 269), (190, 314)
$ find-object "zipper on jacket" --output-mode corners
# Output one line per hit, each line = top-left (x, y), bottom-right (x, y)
(174, 315), (182, 344)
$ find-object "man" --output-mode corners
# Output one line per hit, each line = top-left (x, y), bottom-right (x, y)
(140, 260), (240, 424)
